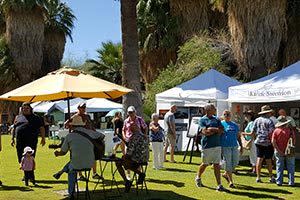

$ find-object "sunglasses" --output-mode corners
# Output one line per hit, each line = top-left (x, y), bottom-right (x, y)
(224, 113), (231, 117)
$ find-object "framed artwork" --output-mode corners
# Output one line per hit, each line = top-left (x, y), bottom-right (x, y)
(290, 108), (299, 119)
(175, 123), (188, 131)
(158, 109), (169, 119)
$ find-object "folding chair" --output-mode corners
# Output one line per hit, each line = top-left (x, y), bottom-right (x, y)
(74, 168), (91, 200)
(132, 162), (148, 195)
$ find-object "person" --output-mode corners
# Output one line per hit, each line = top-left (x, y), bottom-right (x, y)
(112, 111), (125, 155)
(149, 113), (164, 170)
(122, 105), (148, 179)
(220, 110), (242, 188)
(163, 105), (177, 163)
(11, 102), (46, 166)
(278, 109), (296, 129)
(251, 105), (275, 183)
(20, 146), (36, 186)
(54, 116), (103, 199)
(116, 122), (149, 192)
(270, 110), (278, 126)
(0, 130), (2, 186)
(272, 116), (296, 186)
(241, 110), (257, 173)
(195, 104), (225, 191)
(55, 103), (102, 180)
(123, 106), (148, 142)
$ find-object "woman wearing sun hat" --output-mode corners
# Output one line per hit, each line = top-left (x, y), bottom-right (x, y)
(272, 116), (296, 186)
(251, 105), (275, 183)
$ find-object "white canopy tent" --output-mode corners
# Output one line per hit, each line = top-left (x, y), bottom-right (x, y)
(32, 98), (83, 113)
(156, 69), (241, 151)
(228, 61), (300, 103)
(64, 98), (122, 113)
(156, 69), (241, 116)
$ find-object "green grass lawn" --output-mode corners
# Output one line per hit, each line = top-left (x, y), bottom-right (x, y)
(1, 134), (300, 200)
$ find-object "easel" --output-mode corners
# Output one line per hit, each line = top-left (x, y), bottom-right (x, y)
(183, 117), (200, 163)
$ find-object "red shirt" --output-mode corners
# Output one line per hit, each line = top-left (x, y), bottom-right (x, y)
(272, 127), (295, 153)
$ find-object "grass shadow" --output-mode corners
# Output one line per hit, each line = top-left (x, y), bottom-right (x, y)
(236, 184), (292, 194)
(36, 180), (68, 184)
(147, 178), (185, 188)
(0, 184), (34, 192)
(227, 190), (286, 199)
(61, 188), (197, 200)
(162, 167), (195, 173)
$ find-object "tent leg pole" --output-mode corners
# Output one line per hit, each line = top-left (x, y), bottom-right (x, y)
(189, 137), (195, 164)
(183, 137), (192, 162)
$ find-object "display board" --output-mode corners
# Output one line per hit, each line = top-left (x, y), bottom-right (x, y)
(186, 117), (200, 138)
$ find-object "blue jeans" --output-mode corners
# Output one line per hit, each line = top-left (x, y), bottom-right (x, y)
(274, 151), (295, 185)
(67, 163), (77, 196)
(222, 146), (239, 172)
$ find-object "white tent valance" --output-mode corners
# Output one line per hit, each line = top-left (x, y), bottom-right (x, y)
(228, 61), (300, 103)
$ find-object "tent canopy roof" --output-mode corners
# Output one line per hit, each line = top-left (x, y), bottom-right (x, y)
(228, 61), (300, 103)
(156, 69), (241, 106)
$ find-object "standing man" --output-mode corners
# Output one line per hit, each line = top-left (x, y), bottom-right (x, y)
(251, 105), (275, 183)
(164, 105), (177, 163)
(195, 104), (225, 191)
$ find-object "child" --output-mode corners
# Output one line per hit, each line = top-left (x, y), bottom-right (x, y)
(20, 146), (36, 186)
(149, 113), (164, 170)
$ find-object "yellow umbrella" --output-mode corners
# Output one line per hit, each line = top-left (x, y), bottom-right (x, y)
(0, 67), (132, 102)
(0, 67), (132, 116)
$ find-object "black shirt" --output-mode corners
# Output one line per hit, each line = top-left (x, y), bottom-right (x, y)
(114, 118), (124, 137)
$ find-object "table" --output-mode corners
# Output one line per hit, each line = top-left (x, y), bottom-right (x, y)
(93, 156), (122, 197)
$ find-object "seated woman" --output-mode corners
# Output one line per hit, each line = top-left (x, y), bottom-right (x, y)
(115, 122), (149, 192)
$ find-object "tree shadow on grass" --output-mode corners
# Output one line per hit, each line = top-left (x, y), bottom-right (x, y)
(235, 184), (292, 194)
(31, 184), (52, 189)
(36, 180), (68, 184)
(60, 188), (197, 200)
(0, 184), (33, 192)
(162, 167), (195, 173)
(147, 178), (185, 187)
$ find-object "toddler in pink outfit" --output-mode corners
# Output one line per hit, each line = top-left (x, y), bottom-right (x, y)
(20, 146), (36, 186)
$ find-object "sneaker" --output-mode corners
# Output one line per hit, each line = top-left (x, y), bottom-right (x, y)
(92, 173), (102, 179)
(53, 172), (62, 180)
(229, 183), (235, 188)
(137, 173), (146, 185)
(269, 177), (276, 183)
(78, 176), (87, 182)
(256, 178), (262, 183)
(195, 177), (202, 187)
(124, 180), (132, 193)
(216, 185), (226, 192)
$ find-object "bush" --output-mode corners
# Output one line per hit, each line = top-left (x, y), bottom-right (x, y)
(143, 35), (229, 116)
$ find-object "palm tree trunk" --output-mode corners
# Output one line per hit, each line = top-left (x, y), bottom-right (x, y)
(42, 29), (66, 74)
(5, 6), (44, 83)
(170, 0), (209, 41)
(228, 0), (287, 80)
(121, 0), (143, 115)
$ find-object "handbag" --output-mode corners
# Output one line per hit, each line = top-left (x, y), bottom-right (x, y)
(285, 130), (295, 157)
(241, 135), (252, 150)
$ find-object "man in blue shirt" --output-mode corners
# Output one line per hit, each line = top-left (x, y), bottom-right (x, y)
(195, 104), (225, 191)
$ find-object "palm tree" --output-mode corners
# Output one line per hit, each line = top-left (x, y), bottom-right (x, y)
(169, 0), (210, 41)
(120, 0), (143, 115)
(42, 0), (75, 74)
(227, 0), (287, 80)
(137, 0), (178, 83)
(85, 41), (122, 85)
(1, 0), (46, 84)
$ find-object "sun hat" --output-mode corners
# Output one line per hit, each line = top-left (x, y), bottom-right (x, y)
(77, 102), (86, 109)
(23, 146), (34, 156)
(70, 114), (86, 126)
(127, 106), (136, 113)
(258, 105), (273, 115)
(275, 116), (291, 128)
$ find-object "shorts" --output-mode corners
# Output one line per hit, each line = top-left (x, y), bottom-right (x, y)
(202, 146), (221, 165)
(255, 144), (274, 159)
(165, 134), (176, 147)
(222, 146), (239, 172)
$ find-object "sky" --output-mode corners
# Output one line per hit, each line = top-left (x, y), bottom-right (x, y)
(62, 0), (121, 64)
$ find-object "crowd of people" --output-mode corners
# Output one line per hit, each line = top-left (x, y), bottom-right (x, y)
(195, 104), (296, 191)
(0, 101), (297, 199)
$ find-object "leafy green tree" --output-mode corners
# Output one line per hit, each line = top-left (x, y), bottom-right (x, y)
(85, 41), (122, 85)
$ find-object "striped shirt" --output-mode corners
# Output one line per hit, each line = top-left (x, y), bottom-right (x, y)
(253, 116), (275, 146)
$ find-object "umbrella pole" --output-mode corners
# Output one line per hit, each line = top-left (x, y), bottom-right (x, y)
(67, 98), (71, 120)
